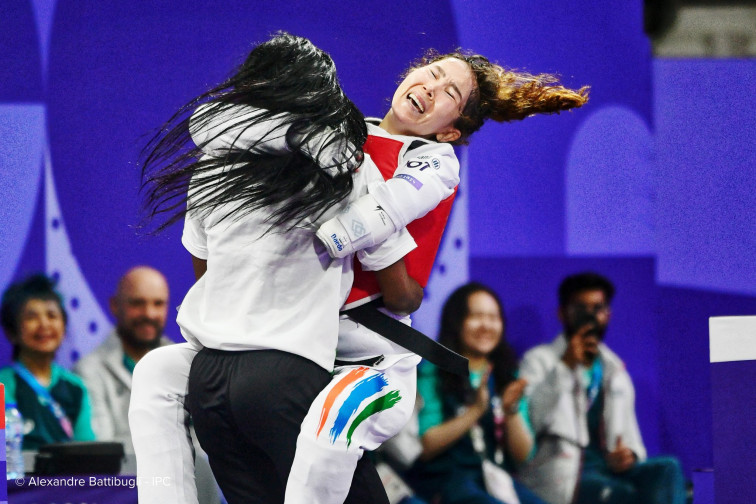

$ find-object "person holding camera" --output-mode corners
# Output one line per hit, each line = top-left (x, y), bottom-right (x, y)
(516, 272), (686, 504)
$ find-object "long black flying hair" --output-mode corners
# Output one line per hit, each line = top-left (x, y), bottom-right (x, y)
(140, 32), (367, 232)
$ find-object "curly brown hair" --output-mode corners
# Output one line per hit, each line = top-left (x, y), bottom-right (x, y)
(409, 50), (590, 145)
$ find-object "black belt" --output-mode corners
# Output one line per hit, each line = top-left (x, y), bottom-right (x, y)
(334, 355), (385, 368)
(343, 299), (469, 377)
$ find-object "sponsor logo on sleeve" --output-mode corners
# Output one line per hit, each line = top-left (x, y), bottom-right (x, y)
(396, 173), (423, 190)
(351, 219), (366, 238)
(330, 233), (344, 252)
(405, 156), (441, 171)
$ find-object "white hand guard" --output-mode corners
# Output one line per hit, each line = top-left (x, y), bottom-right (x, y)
(316, 193), (399, 259)
(317, 142), (460, 259)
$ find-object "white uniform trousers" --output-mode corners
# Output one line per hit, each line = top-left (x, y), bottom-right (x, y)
(284, 354), (420, 504)
(129, 343), (206, 504)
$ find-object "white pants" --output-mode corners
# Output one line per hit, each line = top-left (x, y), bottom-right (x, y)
(284, 355), (419, 504)
(129, 343), (207, 504)
(129, 341), (419, 504)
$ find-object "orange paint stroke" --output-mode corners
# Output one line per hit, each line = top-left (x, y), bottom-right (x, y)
(316, 366), (369, 438)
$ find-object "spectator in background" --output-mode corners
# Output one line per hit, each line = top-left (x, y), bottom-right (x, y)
(408, 282), (547, 504)
(74, 266), (220, 504)
(518, 272), (686, 504)
(0, 274), (95, 449)
(74, 265), (171, 453)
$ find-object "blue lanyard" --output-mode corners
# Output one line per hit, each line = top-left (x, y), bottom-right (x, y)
(585, 360), (603, 410)
(12, 362), (74, 439)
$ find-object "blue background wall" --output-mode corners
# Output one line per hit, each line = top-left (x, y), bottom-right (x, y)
(1, 0), (754, 480)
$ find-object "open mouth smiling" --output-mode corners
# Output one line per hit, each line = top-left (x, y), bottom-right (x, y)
(408, 93), (425, 113)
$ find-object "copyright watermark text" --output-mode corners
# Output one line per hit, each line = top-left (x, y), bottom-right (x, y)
(15, 476), (172, 489)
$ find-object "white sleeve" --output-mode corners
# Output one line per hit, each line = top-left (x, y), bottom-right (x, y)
(181, 208), (208, 260)
(368, 141), (459, 229)
(315, 141), (459, 259)
(607, 369), (647, 461)
(188, 103), (290, 156)
(520, 349), (588, 445)
(188, 103), (360, 176)
(357, 228), (417, 272)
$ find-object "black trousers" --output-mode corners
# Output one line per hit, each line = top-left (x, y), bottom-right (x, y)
(187, 348), (389, 504)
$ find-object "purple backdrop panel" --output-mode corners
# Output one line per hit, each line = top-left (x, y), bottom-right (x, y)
(657, 288), (756, 476)
(470, 256), (661, 456)
(454, 0), (652, 256)
(711, 360), (756, 504)
(654, 59), (756, 296)
(0, 1), (42, 101)
(0, 106), (45, 292)
(691, 470), (714, 504)
(566, 106), (654, 256)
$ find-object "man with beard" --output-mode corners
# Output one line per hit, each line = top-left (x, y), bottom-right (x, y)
(517, 272), (686, 504)
(74, 266), (170, 453)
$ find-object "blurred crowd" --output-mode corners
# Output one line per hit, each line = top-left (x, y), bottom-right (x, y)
(0, 269), (686, 504)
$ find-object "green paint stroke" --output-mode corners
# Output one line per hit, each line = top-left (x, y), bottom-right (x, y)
(346, 390), (402, 448)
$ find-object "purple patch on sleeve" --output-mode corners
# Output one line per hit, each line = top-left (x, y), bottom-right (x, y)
(396, 173), (423, 190)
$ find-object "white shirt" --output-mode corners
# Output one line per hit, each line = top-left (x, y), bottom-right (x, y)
(177, 104), (415, 370)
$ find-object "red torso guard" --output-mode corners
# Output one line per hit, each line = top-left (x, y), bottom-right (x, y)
(343, 134), (457, 307)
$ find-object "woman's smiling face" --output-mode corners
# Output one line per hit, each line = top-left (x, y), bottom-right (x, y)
(16, 298), (66, 357)
(459, 291), (503, 359)
(382, 57), (475, 143)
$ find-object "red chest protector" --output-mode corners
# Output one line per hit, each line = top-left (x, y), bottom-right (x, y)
(343, 134), (457, 308)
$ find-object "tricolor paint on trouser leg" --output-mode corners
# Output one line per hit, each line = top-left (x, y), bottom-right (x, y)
(345, 390), (401, 447)
(329, 373), (389, 442)
(317, 368), (402, 449)
(316, 366), (369, 438)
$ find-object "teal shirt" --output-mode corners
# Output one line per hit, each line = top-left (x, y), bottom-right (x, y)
(416, 362), (446, 436)
(123, 353), (136, 374)
(416, 362), (532, 460)
(0, 363), (96, 450)
(582, 359), (606, 470)
(415, 362), (535, 479)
